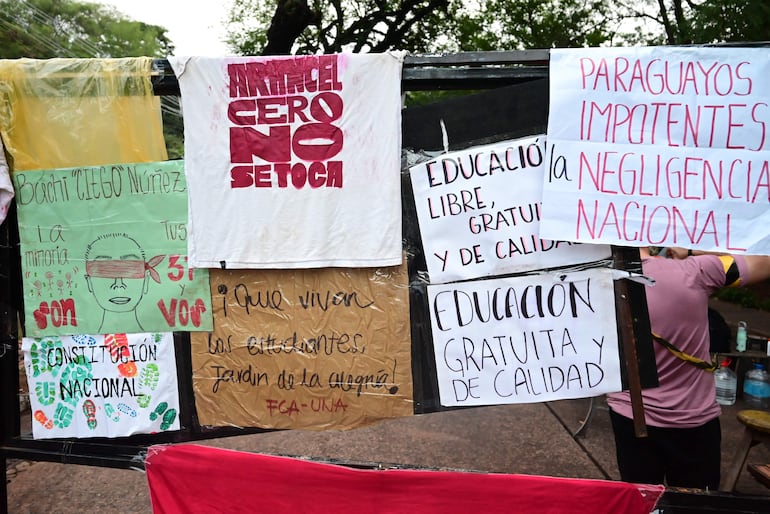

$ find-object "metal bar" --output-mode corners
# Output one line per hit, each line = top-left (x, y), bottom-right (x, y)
(0, 203), (21, 445)
(658, 488), (770, 513)
(1, 445), (144, 470)
(403, 49), (550, 66)
(613, 246), (648, 438)
(150, 50), (551, 95)
(401, 67), (547, 90)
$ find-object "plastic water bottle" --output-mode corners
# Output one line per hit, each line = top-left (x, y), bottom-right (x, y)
(714, 359), (737, 406)
(743, 363), (770, 409)
(736, 321), (748, 352)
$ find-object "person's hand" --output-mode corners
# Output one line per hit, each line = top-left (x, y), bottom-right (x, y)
(666, 247), (691, 259)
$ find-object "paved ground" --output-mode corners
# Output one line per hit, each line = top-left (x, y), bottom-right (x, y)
(5, 301), (770, 513)
(5, 395), (770, 513)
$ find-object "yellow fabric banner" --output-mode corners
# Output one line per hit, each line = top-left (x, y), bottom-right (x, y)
(0, 57), (167, 170)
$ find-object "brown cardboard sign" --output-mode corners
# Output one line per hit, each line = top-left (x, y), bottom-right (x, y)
(191, 262), (413, 429)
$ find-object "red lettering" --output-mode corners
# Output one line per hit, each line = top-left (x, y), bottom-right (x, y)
(309, 92), (343, 123)
(50, 300), (62, 327)
(326, 161), (343, 187)
(256, 97), (287, 124)
(266, 399), (301, 416)
(191, 299), (206, 327)
(666, 103), (681, 146)
(229, 57), (343, 98)
(157, 298), (206, 328)
(158, 298), (177, 327)
(735, 62), (752, 95)
(33, 302), (50, 329)
(231, 165), (255, 188)
(292, 123), (343, 160)
(228, 62), (270, 97)
(714, 64), (734, 96)
(228, 99), (256, 125)
(613, 57), (629, 92)
(228, 63), (249, 97)
(318, 54), (342, 91)
(32, 299), (77, 329)
(726, 103), (746, 149)
(303, 58), (318, 93)
(308, 162), (326, 188)
(752, 103), (767, 151)
(291, 163), (306, 188)
(230, 125), (291, 163)
(287, 96), (310, 122)
(283, 59), (305, 94)
(579, 58), (595, 89)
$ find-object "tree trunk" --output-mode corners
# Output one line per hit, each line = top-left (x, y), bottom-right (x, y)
(262, 0), (319, 55)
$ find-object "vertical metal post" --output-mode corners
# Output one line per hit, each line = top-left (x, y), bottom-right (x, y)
(0, 202), (22, 514)
(613, 246), (648, 437)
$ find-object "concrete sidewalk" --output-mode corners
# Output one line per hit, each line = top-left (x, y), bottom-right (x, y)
(6, 303), (770, 513)
(6, 394), (770, 513)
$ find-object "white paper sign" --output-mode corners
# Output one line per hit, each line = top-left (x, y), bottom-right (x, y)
(542, 46), (770, 254)
(410, 136), (610, 283)
(23, 332), (180, 439)
(428, 268), (621, 407)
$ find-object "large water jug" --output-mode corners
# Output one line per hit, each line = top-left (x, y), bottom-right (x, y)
(714, 359), (737, 406)
(743, 363), (770, 409)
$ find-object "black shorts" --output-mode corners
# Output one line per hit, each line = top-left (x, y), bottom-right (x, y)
(609, 408), (721, 490)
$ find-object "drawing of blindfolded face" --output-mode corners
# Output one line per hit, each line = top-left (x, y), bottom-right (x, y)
(85, 235), (149, 313)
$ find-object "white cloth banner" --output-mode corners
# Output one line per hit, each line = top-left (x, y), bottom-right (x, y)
(23, 332), (180, 439)
(409, 135), (610, 283)
(542, 46), (770, 254)
(428, 268), (621, 407)
(169, 53), (405, 268)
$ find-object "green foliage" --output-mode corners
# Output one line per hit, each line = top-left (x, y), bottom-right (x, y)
(226, 0), (640, 59)
(690, 0), (770, 43)
(616, 0), (770, 45)
(469, 0), (614, 50)
(226, 0), (621, 56)
(226, 0), (274, 55)
(0, 0), (174, 58)
(713, 287), (770, 312)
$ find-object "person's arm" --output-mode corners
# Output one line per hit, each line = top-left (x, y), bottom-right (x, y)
(742, 255), (770, 286)
(666, 247), (691, 259)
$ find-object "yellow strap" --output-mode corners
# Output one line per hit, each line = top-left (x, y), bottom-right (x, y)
(652, 333), (718, 372)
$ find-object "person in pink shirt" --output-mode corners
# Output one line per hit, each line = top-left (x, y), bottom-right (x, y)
(606, 247), (770, 490)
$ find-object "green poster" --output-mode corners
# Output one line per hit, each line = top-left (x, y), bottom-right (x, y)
(13, 161), (213, 336)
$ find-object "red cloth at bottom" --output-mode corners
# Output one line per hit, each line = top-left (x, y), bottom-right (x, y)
(145, 444), (663, 514)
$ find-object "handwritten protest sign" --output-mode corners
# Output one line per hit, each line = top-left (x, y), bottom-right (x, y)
(191, 262), (413, 430)
(542, 47), (770, 253)
(23, 332), (179, 439)
(428, 268), (621, 407)
(410, 136), (610, 283)
(168, 53), (405, 268)
(12, 161), (213, 336)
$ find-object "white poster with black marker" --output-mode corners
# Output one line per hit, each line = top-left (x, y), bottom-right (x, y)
(22, 332), (180, 439)
(409, 135), (611, 284)
(428, 268), (622, 407)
